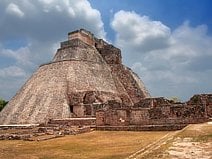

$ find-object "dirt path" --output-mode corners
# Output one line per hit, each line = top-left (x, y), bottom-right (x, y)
(166, 137), (211, 159)
(126, 131), (179, 159)
(164, 122), (212, 159)
(126, 122), (212, 159)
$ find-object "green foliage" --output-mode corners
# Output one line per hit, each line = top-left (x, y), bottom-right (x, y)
(191, 95), (199, 104)
(0, 98), (8, 111)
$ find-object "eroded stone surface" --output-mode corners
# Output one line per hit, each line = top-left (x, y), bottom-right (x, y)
(0, 29), (150, 124)
(96, 94), (212, 128)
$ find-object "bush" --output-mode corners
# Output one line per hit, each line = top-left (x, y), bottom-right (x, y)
(0, 98), (8, 111)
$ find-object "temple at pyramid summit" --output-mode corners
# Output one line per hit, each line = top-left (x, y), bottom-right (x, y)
(0, 29), (211, 130)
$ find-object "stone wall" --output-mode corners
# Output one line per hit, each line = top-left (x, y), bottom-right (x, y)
(186, 94), (212, 118)
(48, 118), (96, 126)
(130, 109), (150, 125)
(68, 29), (95, 46)
(96, 94), (212, 129)
(109, 64), (150, 104)
(97, 44), (122, 64)
(53, 39), (105, 63)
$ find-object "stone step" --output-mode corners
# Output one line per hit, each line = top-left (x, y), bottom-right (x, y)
(96, 124), (187, 131)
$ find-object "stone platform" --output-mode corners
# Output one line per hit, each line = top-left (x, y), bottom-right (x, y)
(96, 124), (187, 131)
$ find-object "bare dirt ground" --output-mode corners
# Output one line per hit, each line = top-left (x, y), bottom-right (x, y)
(167, 137), (211, 159)
(165, 123), (212, 159)
(128, 122), (212, 159)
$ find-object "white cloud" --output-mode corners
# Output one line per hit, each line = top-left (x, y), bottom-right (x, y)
(111, 10), (212, 100)
(36, 0), (105, 38)
(6, 3), (24, 18)
(0, 0), (105, 41)
(0, 0), (105, 100)
(1, 47), (33, 67)
(0, 66), (26, 78)
(111, 10), (171, 53)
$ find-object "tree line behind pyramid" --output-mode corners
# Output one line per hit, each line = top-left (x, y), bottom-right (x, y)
(0, 29), (211, 130)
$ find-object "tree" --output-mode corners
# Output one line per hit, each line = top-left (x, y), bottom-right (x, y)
(0, 98), (8, 111)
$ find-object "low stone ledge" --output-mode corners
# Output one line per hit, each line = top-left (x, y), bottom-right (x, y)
(0, 134), (33, 140)
(48, 118), (96, 126)
(96, 124), (187, 131)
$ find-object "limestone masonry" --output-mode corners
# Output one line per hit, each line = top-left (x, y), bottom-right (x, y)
(0, 29), (211, 130)
(0, 29), (150, 124)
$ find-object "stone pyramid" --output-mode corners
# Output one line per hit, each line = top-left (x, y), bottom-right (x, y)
(0, 29), (150, 124)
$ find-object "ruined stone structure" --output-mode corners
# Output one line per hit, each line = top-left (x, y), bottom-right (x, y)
(0, 29), (211, 131)
(0, 29), (150, 124)
(96, 94), (212, 130)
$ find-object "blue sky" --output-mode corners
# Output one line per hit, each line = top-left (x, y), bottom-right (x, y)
(0, 0), (212, 101)
(90, 0), (212, 39)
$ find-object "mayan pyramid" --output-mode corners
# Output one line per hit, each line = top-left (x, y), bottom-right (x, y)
(0, 29), (150, 124)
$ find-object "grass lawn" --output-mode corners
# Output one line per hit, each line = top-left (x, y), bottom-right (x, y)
(0, 131), (169, 159)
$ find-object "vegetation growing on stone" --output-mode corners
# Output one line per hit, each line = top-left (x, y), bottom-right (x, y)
(0, 98), (8, 111)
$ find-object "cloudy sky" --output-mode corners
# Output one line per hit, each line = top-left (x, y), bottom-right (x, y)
(0, 0), (212, 101)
